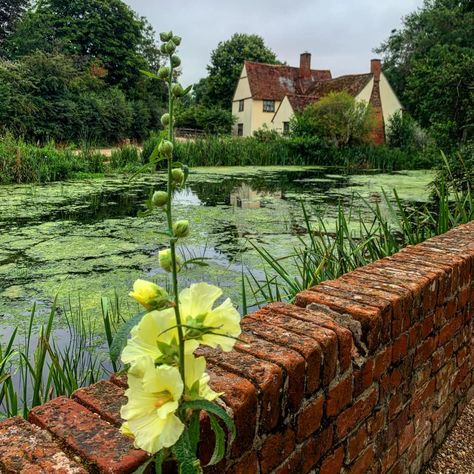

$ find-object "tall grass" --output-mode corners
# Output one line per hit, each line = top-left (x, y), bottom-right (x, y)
(0, 297), (122, 419)
(244, 179), (473, 307)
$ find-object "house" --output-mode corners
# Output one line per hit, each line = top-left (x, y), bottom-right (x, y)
(231, 53), (402, 144)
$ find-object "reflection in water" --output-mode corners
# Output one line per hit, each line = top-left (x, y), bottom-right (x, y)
(230, 183), (282, 209)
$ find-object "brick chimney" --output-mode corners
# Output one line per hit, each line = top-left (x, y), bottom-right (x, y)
(300, 52), (311, 78)
(371, 59), (381, 81)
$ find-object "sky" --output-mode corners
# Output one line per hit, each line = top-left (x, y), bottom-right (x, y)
(125, 0), (423, 86)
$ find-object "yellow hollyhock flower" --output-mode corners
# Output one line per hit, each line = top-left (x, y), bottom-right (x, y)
(180, 283), (241, 352)
(120, 357), (184, 454)
(129, 279), (168, 310)
(184, 354), (221, 401)
(121, 309), (196, 365)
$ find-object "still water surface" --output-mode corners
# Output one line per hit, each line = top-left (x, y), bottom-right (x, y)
(0, 166), (433, 334)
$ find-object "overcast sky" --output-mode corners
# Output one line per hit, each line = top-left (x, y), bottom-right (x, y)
(125, 0), (423, 86)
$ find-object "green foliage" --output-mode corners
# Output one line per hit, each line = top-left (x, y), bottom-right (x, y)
(175, 105), (235, 135)
(110, 146), (143, 170)
(0, 298), (117, 418)
(293, 92), (376, 147)
(0, 51), (162, 144)
(5, 0), (160, 91)
(170, 136), (433, 170)
(0, 0), (29, 55)
(376, 0), (474, 148)
(246, 175), (474, 306)
(197, 33), (279, 108)
(386, 111), (431, 150)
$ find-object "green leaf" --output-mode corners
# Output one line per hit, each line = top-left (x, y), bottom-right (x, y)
(182, 257), (211, 268)
(183, 85), (193, 96)
(171, 431), (201, 474)
(207, 414), (225, 466)
(110, 311), (147, 363)
(188, 411), (200, 454)
(181, 399), (236, 445)
(154, 450), (165, 474)
(140, 69), (161, 80)
(132, 455), (154, 474)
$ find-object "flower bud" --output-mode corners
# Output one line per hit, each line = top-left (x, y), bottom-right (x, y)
(129, 279), (168, 310)
(173, 220), (189, 238)
(160, 43), (168, 55)
(166, 40), (176, 54)
(160, 31), (173, 42)
(171, 83), (184, 97)
(171, 55), (181, 68)
(161, 113), (171, 127)
(152, 190), (168, 207)
(158, 66), (170, 80)
(171, 168), (185, 187)
(159, 140), (173, 157)
(159, 248), (182, 273)
(171, 36), (182, 46)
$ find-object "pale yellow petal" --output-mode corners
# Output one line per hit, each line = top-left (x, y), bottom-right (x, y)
(180, 282), (222, 318)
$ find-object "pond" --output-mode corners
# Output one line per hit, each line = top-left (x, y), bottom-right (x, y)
(0, 166), (434, 336)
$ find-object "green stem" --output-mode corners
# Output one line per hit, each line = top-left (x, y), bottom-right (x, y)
(165, 59), (186, 386)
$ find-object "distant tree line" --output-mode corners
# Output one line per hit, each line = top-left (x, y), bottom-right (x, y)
(0, 0), (167, 144)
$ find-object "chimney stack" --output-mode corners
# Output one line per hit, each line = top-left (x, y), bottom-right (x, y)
(300, 52), (311, 78)
(371, 59), (381, 81)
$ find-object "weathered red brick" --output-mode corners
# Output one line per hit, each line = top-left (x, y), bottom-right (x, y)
(347, 425), (368, 463)
(206, 365), (257, 458)
(414, 336), (437, 368)
(336, 388), (378, 439)
(301, 426), (333, 473)
(438, 314), (463, 347)
(0, 417), (87, 473)
(243, 315), (322, 394)
(347, 445), (375, 474)
(251, 306), (338, 386)
(267, 301), (353, 373)
(353, 359), (374, 398)
(197, 346), (283, 433)
(327, 375), (353, 417)
(296, 288), (382, 352)
(226, 451), (258, 474)
(29, 397), (149, 473)
(236, 329), (305, 412)
(320, 446), (344, 474)
(391, 334), (408, 363)
(374, 347), (392, 380)
(259, 428), (295, 474)
(296, 395), (324, 441)
(73, 380), (126, 427)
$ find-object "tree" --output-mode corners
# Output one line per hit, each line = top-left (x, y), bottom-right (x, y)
(199, 33), (279, 108)
(292, 92), (375, 148)
(6, 0), (161, 92)
(376, 0), (474, 148)
(0, 0), (29, 55)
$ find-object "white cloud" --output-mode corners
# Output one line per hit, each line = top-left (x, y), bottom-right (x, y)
(125, 0), (423, 85)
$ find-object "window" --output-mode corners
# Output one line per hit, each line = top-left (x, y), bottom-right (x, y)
(263, 100), (275, 113)
(283, 122), (290, 135)
(239, 100), (244, 112)
(237, 123), (244, 136)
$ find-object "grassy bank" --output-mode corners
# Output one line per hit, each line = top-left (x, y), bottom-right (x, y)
(0, 136), (143, 184)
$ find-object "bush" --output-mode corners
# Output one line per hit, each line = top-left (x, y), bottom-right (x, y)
(175, 105), (235, 135)
(292, 92), (376, 147)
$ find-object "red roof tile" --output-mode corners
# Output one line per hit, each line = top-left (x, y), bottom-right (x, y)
(306, 73), (373, 99)
(244, 61), (332, 100)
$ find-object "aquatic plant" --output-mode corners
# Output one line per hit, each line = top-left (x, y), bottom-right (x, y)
(0, 299), (111, 419)
(244, 175), (474, 307)
(113, 32), (240, 472)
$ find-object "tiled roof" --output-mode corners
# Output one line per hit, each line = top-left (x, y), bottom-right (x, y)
(244, 61), (332, 100)
(283, 73), (372, 113)
(305, 73), (373, 99)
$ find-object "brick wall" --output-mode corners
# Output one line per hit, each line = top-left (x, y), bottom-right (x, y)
(1, 221), (473, 473)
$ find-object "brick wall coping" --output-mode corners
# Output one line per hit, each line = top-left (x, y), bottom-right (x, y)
(1, 221), (473, 473)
